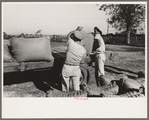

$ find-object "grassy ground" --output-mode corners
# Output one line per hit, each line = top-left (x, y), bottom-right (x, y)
(3, 42), (145, 97)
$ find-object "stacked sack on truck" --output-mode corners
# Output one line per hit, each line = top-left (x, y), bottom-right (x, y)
(4, 37), (54, 64)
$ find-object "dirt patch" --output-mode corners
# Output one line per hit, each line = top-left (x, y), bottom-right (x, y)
(3, 82), (46, 97)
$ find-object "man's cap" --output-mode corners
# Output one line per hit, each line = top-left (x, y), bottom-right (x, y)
(74, 30), (85, 40)
(94, 27), (102, 35)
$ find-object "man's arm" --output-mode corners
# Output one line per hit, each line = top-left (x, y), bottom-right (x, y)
(95, 34), (103, 43)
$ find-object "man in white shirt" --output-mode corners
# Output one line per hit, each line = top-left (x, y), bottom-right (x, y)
(62, 30), (86, 92)
(67, 26), (94, 55)
(93, 27), (106, 86)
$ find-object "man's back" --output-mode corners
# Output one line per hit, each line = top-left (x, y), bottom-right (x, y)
(65, 39), (86, 66)
(68, 29), (94, 55)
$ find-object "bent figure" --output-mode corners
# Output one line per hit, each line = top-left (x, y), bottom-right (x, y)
(61, 30), (86, 92)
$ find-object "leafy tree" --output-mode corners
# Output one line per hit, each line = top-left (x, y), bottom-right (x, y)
(99, 4), (145, 44)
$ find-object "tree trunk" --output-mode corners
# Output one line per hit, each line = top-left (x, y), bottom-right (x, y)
(126, 30), (131, 45)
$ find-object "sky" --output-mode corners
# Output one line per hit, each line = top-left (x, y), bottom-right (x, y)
(2, 2), (116, 35)
(2, 2), (146, 35)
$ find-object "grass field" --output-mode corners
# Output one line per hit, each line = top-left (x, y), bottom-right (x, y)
(3, 42), (145, 97)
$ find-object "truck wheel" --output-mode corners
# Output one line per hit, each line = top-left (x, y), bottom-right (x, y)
(80, 66), (88, 85)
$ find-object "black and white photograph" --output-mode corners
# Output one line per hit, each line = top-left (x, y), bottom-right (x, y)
(2, 2), (147, 118)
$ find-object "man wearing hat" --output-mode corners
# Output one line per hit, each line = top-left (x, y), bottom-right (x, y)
(93, 27), (106, 86)
(61, 30), (86, 92)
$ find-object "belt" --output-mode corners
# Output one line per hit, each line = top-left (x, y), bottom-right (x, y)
(65, 63), (79, 66)
(95, 51), (105, 54)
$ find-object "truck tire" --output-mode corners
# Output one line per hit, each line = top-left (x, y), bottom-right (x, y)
(80, 65), (88, 85)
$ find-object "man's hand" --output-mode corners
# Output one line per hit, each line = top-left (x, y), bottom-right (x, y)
(89, 52), (96, 55)
(76, 26), (83, 31)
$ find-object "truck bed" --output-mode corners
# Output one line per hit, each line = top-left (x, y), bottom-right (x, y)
(4, 47), (67, 73)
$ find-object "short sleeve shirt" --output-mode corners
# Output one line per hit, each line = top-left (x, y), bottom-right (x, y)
(65, 39), (86, 66)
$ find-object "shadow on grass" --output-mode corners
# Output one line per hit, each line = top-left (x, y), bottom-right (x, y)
(105, 65), (137, 74)
(104, 65), (137, 79)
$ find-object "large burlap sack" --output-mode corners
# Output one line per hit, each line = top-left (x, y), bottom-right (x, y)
(122, 78), (143, 90)
(81, 33), (94, 55)
(10, 37), (54, 62)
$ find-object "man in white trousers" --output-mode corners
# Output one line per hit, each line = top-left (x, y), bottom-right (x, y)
(61, 30), (86, 92)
